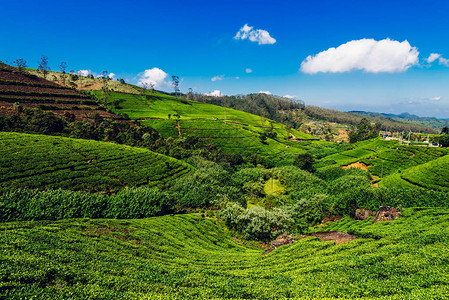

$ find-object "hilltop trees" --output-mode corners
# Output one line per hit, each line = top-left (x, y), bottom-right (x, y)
(171, 75), (180, 97)
(59, 62), (67, 85)
(13, 58), (27, 73)
(38, 56), (50, 79)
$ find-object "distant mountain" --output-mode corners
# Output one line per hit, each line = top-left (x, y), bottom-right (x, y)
(349, 110), (449, 130)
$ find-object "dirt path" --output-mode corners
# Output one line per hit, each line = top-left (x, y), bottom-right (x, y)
(175, 120), (182, 137)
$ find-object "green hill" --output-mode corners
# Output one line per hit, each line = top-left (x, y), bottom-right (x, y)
(1, 208), (448, 299)
(100, 91), (318, 162)
(0, 132), (192, 191)
(380, 154), (449, 191)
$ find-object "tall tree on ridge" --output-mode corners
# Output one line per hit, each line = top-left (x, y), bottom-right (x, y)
(38, 56), (50, 79)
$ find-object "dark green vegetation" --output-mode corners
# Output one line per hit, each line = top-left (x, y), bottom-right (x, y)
(1, 208), (449, 299)
(0, 132), (191, 191)
(352, 110), (449, 130)
(348, 117), (381, 143)
(306, 105), (438, 134)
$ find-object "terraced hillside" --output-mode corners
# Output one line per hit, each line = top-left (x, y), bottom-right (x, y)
(0, 132), (192, 191)
(380, 155), (449, 191)
(0, 63), (119, 121)
(1, 208), (448, 299)
(101, 91), (317, 161)
(317, 138), (449, 181)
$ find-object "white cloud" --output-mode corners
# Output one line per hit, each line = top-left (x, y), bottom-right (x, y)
(234, 24), (276, 45)
(258, 91), (271, 95)
(283, 94), (297, 99)
(77, 70), (91, 77)
(211, 75), (224, 82)
(439, 57), (449, 67)
(429, 96), (441, 101)
(108, 72), (116, 79)
(425, 53), (449, 67)
(300, 38), (419, 74)
(235, 76), (240, 79)
(205, 90), (223, 97)
(426, 53), (441, 63)
(138, 67), (170, 88)
(245, 68), (253, 73)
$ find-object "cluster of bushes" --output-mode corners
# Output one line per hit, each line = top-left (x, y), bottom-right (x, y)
(0, 187), (174, 222)
(218, 164), (449, 240)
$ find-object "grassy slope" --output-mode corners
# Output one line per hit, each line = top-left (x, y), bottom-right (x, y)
(0, 132), (192, 191)
(380, 154), (449, 191)
(1, 208), (448, 299)
(103, 91), (318, 161)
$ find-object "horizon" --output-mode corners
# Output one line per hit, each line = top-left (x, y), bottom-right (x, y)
(2, 0), (449, 118)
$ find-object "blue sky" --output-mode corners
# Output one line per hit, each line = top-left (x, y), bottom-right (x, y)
(2, 0), (449, 117)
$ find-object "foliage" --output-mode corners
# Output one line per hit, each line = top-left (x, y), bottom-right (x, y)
(293, 153), (315, 172)
(1, 209), (449, 298)
(172, 159), (244, 208)
(348, 118), (381, 143)
(219, 203), (294, 241)
(0, 187), (174, 222)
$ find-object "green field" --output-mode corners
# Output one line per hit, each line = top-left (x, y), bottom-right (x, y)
(0, 132), (192, 191)
(1, 208), (448, 299)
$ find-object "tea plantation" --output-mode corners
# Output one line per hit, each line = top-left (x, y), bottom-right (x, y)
(380, 154), (449, 191)
(0, 132), (192, 191)
(102, 91), (317, 160)
(1, 208), (448, 299)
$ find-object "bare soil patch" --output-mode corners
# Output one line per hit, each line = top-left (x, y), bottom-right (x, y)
(302, 231), (356, 245)
(343, 161), (369, 171)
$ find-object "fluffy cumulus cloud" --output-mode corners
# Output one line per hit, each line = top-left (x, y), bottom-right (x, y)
(138, 68), (170, 88)
(205, 90), (223, 97)
(429, 96), (441, 101)
(211, 75), (224, 82)
(300, 38), (419, 74)
(77, 70), (91, 76)
(283, 94), (297, 99)
(108, 72), (116, 79)
(234, 24), (276, 45)
(425, 53), (449, 66)
(426, 53), (441, 63)
(245, 68), (253, 73)
(258, 90), (271, 95)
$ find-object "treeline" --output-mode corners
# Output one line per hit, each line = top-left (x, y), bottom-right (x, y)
(305, 105), (438, 134)
(192, 93), (305, 128)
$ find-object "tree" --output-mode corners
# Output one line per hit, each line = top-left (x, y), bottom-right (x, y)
(13, 58), (27, 73)
(38, 56), (50, 79)
(348, 118), (381, 143)
(141, 82), (148, 96)
(441, 127), (449, 134)
(293, 153), (315, 173)
(59, 62), (67, 85)
(171, 75), (180, 97)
